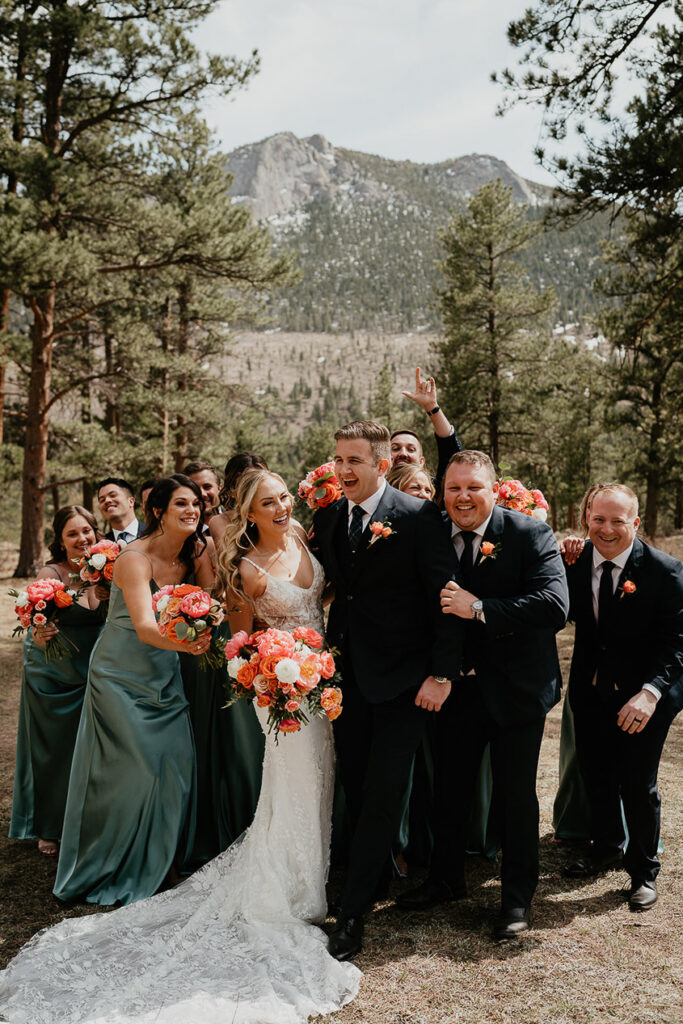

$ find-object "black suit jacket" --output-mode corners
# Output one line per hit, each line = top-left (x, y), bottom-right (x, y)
(314, 485), (462, 703)
(566, 538), (683, 716)
(435, 428), (463, 492)
(447, 504), (569, 726)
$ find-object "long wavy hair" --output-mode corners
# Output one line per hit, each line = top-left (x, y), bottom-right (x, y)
(144, 475), (207, 573)
(48, 506), (100, 563)
(216, 468), (290, 610)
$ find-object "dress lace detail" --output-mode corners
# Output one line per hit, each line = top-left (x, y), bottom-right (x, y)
(0, 549), (360, 1024)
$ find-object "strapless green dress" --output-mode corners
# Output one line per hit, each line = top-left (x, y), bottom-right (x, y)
(9, 602), (103, 842)
(53, 582), (196, 906)
(179, 620), (264, 867)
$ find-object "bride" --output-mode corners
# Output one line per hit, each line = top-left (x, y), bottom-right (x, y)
(0, 469), (360, 1024)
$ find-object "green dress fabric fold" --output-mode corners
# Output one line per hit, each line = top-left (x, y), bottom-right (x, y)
(53, 582), (196, 906)
(552, 692), (592, 841)
(9, 603), (103, 842)
(180, 621), (264, 867)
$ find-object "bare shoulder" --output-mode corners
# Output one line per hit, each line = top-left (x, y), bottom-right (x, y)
(238, 556), (267, 599)
(291, 520), (311, 549)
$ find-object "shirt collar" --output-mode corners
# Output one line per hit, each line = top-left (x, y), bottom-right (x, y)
(450, 510), (493, 541)
(592, 542), (633, 571)
(114, 517), (137, 538)
(347, 479), (387, 518)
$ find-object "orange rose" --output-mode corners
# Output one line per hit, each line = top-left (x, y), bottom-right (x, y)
(260, 653), (281, 679)
(256, 693), (272, 707)
(104, 546), (118, 562)
(326, 705), (342, 722)
(278, 718), (301, 733)
(102, 562), (115, 581)
(236, 662), (257, 688)
(292, 626), (324, 648)
(173, 583), (198, 597)
(165, 596), (183, 617)
(320, 686), (342, 710)
(54, 589), (74, 608)
(481, 541), (494, 557)
(622, 580), (636, 594)
(166, 617), (187, 643)
(319, 652), (335, 679)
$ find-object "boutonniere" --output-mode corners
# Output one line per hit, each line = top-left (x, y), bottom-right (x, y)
(619, 579), (637, 597)
(368, 519), (394, 546)
(478, 540), (500, 563)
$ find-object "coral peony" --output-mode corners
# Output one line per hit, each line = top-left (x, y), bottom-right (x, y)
(225, 630), (250, 660)
(278, 718), (301, 733)
(179, 590), (212, 619)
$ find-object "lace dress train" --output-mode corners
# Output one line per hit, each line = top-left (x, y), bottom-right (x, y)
(0, 552), (360, 1024)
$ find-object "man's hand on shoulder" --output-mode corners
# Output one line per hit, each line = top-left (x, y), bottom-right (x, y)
(560, 536), (585, 565)
(415, 675), (451, 712)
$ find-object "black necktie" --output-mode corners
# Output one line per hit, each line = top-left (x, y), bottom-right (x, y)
(459, 531), (476, 588)
(349, 505), (365, 554)
(118, 531), (130, 546)
(596, 560), (616, 700)
(598, 560), (616, 626)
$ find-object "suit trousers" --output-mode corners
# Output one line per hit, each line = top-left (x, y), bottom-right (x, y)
(430, 677), (546, 911)
(333, 668), (428, 919)
(571, 685), (676, 882)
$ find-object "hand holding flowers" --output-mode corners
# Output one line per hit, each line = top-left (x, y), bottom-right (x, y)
(153, 584), (225, 669)
(9, 578), (79, 662)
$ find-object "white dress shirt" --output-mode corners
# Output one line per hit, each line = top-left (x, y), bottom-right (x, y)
(450, 512), (494, 562)
(347, 480), (387, 533)
(592, 544), (660, 701)
(113, 517), (141, 545)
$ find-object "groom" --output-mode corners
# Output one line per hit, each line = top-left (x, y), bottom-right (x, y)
(313, 420), (462, 960)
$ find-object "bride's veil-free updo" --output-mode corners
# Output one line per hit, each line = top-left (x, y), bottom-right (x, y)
(216, 468), (291, 610)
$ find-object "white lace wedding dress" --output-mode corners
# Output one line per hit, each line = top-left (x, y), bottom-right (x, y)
(0, 551), (360, 1024)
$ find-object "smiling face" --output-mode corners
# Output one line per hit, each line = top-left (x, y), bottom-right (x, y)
(588, 491), (640, 559)
(97, 484), (134, 526)
(335, 438), (389, 505)
(61, 514), (96, 563)
(189, 469), (220, 516)
(403, 470), (435, 501)
(247, 474), (293, 537)
(155, 486), (202, 536)
(443, 462), (498, 531)
(390, 433), (424, 467)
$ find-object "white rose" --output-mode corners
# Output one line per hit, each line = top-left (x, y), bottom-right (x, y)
(274, 658), (301, 685)
(90, 552), (107, 570)
(228, 656), (247, 679)
(531, 508), (548, 522)
(15, 591), (30, 609)
(156, 595), (170, 613)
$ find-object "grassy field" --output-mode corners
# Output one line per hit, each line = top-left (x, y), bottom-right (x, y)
(1, 544), (682, 1023)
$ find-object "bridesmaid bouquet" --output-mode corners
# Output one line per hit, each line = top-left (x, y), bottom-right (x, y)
(9, 578), (79, 662)
(153, 583), (225, 670)
(298, 461), (342, 510)
(72, 539), (121, 591)
(497, 477), (549, 521)
(224, 626), (343, 739)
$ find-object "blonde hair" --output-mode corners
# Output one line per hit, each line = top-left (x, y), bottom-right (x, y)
(386, 462), (435, 500)
(216, 468), (291, 609)
(589, 482), (639, 520)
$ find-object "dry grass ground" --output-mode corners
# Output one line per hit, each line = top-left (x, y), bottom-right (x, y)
(1, 542), (682, 1023)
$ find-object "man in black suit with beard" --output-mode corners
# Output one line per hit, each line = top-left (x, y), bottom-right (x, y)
(313, 420), (462, 961)
(561, 483), (683, 910)
(398, 450), (569, 939)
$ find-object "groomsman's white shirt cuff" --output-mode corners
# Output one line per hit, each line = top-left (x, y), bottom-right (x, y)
(450, 514), (494, 624)
(592, 544), (661, 701)
(347, 480), (387, 533)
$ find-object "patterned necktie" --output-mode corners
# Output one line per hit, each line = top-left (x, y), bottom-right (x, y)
(459, 531), (476, 588)
(348, 505), (365, 554)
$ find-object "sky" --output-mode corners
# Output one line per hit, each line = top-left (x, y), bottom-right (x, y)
(193, 0), (562, 186)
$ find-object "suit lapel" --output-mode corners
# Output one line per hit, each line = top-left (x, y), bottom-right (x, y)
(321, 499), (349, 583)
(470, 504), (505, 575)
(353, 485), (399, 564)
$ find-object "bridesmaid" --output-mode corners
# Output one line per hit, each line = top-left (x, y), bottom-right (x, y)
(54, 476), (213, 906)
(9, 506), (104, 856)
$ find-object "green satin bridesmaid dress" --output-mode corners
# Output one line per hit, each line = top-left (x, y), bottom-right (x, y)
(9, 602), (103, 842)
(53, 581), (196, 906)
(179, 620), (264, 868)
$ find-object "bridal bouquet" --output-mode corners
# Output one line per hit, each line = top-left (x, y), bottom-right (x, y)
(298, 461), (342, 510)
(72, 539), (121, 591)
(9, 578), (79, 662)
(153, 583), (225, 670)
(497, 478), (549, 521)
(224, 626), (343, 739)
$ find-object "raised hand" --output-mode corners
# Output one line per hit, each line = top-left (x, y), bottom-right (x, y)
(402, 367), (437, 411)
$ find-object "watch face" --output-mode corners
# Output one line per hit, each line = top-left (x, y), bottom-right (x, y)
(472, 600), (483, 611)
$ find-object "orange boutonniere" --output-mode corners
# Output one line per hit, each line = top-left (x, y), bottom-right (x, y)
(621, 580), (637, 596)
(479, 540), (501, 563)
(369, 519), (394, 546)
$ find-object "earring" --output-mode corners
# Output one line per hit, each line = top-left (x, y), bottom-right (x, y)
(158, 517), (164, 535)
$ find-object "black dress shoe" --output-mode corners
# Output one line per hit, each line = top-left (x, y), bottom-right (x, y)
(328, 917), (364, 961)
(563, 852), (622, 879)
(629, 880), (657, 911)
(494, 907), (530, 941)
(395, 878), (467, 911)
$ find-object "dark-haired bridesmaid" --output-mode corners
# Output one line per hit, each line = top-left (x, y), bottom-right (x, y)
(9, 506), (105, 857)
(54, 476), (214, 906)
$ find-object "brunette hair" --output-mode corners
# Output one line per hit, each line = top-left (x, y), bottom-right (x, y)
(443, 450), (497, 482)
(48, 505), (99, 563)
(386, 462), (435, 500)
(144, 475), (207, 571)
(182, 460), (220, 485)
(96, 477), (135, 500)
(219, 452), (269, 509)
(334, 420), (391, 464)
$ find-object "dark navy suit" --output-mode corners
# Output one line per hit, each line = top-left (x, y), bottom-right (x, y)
(566, 538), (683, 882)
(431, 504), (569, 911)
(314, 484), (462, 917)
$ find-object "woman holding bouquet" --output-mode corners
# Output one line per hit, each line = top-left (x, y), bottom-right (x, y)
(53, 476), (214, 907)
(9, 506), (104, 857)
(0, 469), (359, 1024)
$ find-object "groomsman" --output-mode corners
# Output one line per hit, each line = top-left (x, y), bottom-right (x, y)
(562, 484), (683, 910)
(393, 367), (463, 488)
(97, 478), (145, 544)
(182, 461), (221, 530)
(398, 451), (569, 939)
(313, 420), (462, 960)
